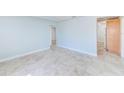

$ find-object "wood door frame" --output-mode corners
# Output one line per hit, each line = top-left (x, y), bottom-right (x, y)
(97, 17), (121, 56)
(96, 20), (107, 55)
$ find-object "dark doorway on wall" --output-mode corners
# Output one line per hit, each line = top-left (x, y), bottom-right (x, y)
(97, 17), (121, 56)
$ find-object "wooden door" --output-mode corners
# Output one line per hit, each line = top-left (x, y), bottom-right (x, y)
(106, 18), (120, 55)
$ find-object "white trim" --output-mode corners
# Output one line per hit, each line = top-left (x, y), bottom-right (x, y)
(0, 47), (50, 63)
(58, 45), (97, 57)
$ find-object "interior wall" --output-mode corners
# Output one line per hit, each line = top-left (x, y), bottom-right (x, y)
(56, 17), (97, 56)
(0, 17), (55, 60)
(121, 17), (124, 57)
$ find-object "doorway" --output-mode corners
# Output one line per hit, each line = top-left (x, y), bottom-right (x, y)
(97, 17), (121, 56)
(50, 26), (56, 48)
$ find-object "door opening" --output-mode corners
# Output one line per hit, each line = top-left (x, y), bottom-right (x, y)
(50, 26), (56, 48)
(97, 17), (121, 56)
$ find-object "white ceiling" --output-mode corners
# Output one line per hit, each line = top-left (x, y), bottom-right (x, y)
(36, 16), (75, 22)
(36, 16), (120, 22)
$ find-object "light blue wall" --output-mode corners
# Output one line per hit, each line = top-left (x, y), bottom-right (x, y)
(0, 17), (55, 60)
(57, 17), (97, 56)
(0, 16), (98, 60)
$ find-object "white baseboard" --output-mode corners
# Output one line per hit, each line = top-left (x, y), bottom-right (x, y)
(0, 47), (50, 63)
(0, 45), (97, 63)
(58, 45), (97, 57)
